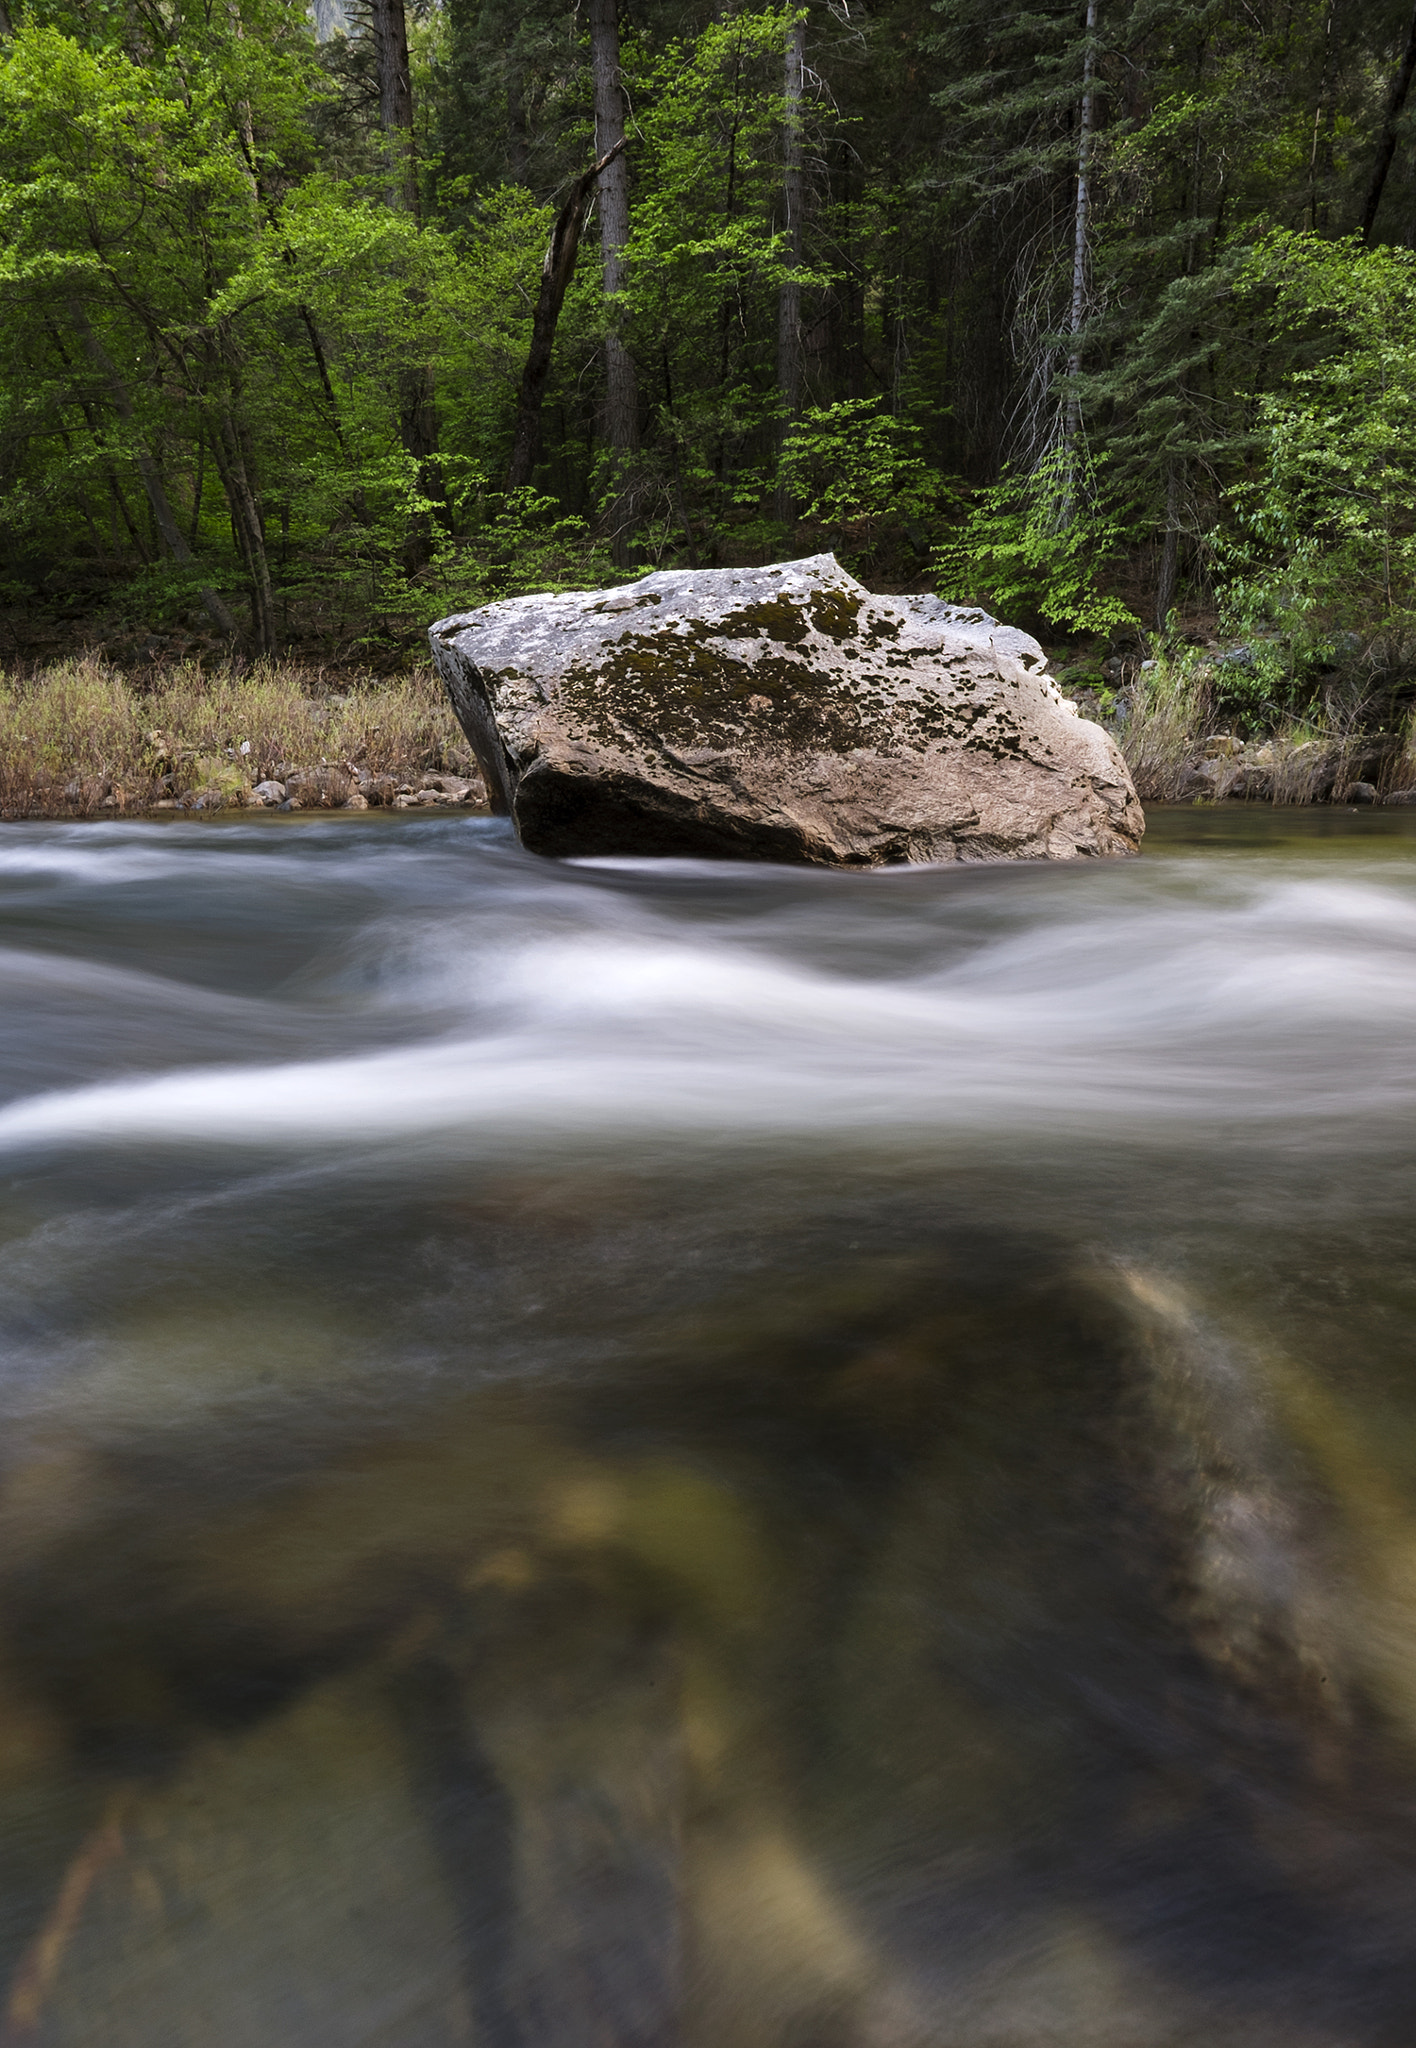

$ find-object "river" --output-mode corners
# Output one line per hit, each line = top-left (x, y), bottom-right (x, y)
(1, 806), (1415, 2047)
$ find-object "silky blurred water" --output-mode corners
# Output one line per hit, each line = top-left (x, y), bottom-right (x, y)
(2, 807), (1416, 2047)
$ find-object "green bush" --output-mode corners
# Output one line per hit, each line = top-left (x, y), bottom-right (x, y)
(934, 444), (1137, 635)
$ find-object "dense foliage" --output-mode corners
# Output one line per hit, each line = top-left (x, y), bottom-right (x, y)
(3, 0), (1416, 691)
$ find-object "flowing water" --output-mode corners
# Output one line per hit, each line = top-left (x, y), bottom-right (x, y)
(3, 806), (1416, 2046)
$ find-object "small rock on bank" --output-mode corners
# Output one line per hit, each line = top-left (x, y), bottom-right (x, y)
(429, 555), (1142, 865)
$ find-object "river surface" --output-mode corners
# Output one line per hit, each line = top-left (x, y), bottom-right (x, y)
(2, 806), (1416, 2047)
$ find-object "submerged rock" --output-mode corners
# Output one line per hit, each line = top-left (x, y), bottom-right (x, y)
(429, 555), (1143, 865)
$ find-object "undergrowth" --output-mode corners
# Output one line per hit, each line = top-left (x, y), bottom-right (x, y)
(1117, 646), (1414, 803)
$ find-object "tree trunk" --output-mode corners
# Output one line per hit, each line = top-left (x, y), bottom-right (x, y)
(109, 474), (151, 562)
(46, 317), (152, 565)
(70, 304), (240, 642)
(507, 142), (628, 492)
(1362, 1), (1416, 245)
(230, 117), (367, 530)
(589, 0), (638, 565)
(201, 359), (276, 658)
(372, 0), (440, 573)
(662, 346), (699, 568)
(774, 14), (806, 526)
(1155, 462), (1182, 634)
(506, 55), (530, 185)
(1307, 1), (1335, 232)
(1063, 0), (1098, 458)
(397, 372), (440, 577)
(370, 0), (418, 216)
(188, 431), (205, 552)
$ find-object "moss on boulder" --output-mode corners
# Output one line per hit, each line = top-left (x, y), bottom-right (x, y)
(430, 555), (1142, 865)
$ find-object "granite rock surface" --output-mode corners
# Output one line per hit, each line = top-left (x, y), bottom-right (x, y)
(429, 554), (1143, 864)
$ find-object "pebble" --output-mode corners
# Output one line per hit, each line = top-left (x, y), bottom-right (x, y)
(134, 764), (482, 820)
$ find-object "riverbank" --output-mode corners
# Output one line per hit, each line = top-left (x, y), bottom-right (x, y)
(0, 659), (486, 819)
(1098, 640), (1416, 808)
(1123, 706), (1416, 808)
(5, 652), (1415, 823)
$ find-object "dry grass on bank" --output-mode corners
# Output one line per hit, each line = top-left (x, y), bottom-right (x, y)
(0, 659), (480, 818)
(1118, 652), (1416, 805)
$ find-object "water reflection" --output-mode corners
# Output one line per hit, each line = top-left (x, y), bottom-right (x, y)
(1, 811), (1415, 2045)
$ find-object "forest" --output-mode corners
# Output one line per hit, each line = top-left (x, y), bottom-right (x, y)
(3, 0), (1416, 735)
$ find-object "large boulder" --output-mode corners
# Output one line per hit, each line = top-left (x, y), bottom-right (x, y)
(428, 554), (1142, 864)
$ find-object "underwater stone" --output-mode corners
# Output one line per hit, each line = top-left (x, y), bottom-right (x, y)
(428, 555), (1143, 864)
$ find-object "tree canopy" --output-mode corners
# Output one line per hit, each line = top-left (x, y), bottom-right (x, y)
(3, 0), (1416, 677)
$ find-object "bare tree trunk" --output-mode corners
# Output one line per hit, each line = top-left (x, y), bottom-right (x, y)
(371, 0), (417, 216)
(1063, 0), (1098, 460)
(196, 330), (276, 658)
(70, 304), (240, 642)
(1362, 1), (1416, 245)
(774, 14), (807, 526)
(109, 474), (151, 562)
(589, 0), (638, 565)
(507, 143), (628, 492)
(210, 406), (277, 657)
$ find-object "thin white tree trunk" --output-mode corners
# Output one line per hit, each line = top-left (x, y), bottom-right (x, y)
(1063, 0), (1098, 456)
